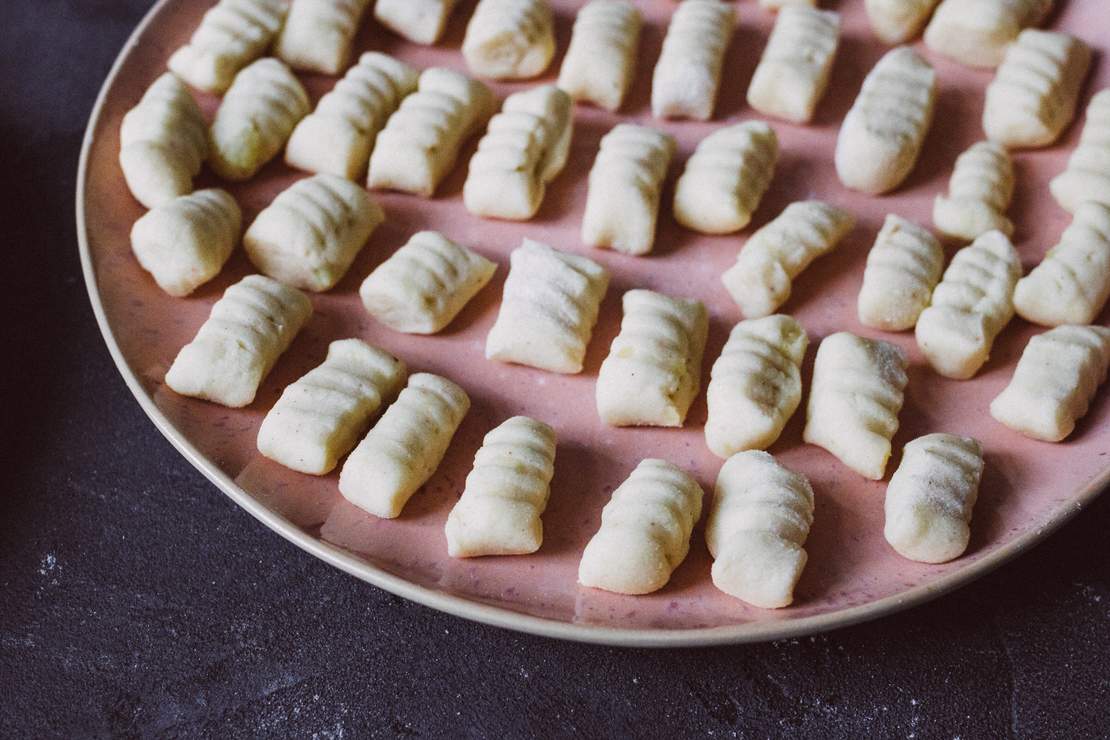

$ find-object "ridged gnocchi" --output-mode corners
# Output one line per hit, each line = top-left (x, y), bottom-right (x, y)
(285, 52), (418, 180)
(857, 215), (944, 332)
(486, 239), (611, 374)
(706, 451), (815, 608)
(373, 0), (458, 45)
(704, 315), (808, 459)
(1050, 90), (1110, 213)
(747, 7), (840, 124)
(130, 189), (242, 297)
(673, 121), (778, 235)
(933, 141), (1015, 241)
(803, 332), (908, 480)
(651, 0), (735, 121)
(915, 230), (1021, 379)
(578, 459), (704, 595)
(924, 0), (1053, 69)
(835, 46), (936, 195)
(865, 0), (939, 44)
(256, 339), (407, 475)
(339, 373), (470, 518)
(243, 174), (384, 292)
(558, 0), (642, 112)
(444, 416), (558, 558)
(165, 275), (313, 408)
(722, 201), (855, 319)
(595, 289), (709, 428)
(462, 0), (555, 80)
(119, 73), (207, 209)
(359, 231), (497, 335)
(274, 0), (369, 74)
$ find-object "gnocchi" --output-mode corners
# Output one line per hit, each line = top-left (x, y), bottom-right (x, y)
(462, 0), (555, 80)
(1050, 90), (1110, 213)
(747, 7), (840, 124)
(933, 141), (1015, 241)
(651, 0), (735, 121)
(373, 0), (457, 45)
(274, 0), (369, 75)
(924, 0), (1053, 69)
(857, 215), (944, 332)
(865, 0), (939, 45)
(557, 0), (642, 112)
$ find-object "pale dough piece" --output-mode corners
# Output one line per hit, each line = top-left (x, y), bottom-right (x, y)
(374, 0), (458, 45)
(485, 239), (611, 374)
(256, 339), (407, 475)
(857, 214), (944, 332)
(704, 315), (808, 459)
(339, 373), (470, 518)
(119, 73), (207, 209)
(578, 459), (703, 595)
(760, 0), (817, 8)
(1050, 90), (1110, 213)
(359, 231), (497, 334)
(706, 451), (815, 608)
(595, 289), (709, 428)
(464, 85), (573, 220)
(168, 0), (289, 94)
(165, 275), (312, 408)
(444, 416), (557, 557)
(803, 332), (908, 480)
(722, 201), (855, 319)
(835, 46), (936, 195)
(747, 7), (840, 124)
(924, 0), (1053, 69)
(865, 0), (939, 44)
(884, 434), (984, 564)
(933, 141), (1015, 241)
(130, 189), (242, 297)
(208, 58), (310, 182)
(274, 0), (369, 75)
(915, 230), (1021, 379)
(244, 174), (384, 292)
(285, 53), (418, 180)
(367, 67), (494, 196)
(581, 123), (676, 256)
(1013, 202), (1110, 327)
(557, 0), (642, 112)
(462, 0), (555, 80)
(673, 122), (778, 235)
(990, 325), (1110, 442)
(982, 30), (1091, 150)
(651, 0), (735, 121)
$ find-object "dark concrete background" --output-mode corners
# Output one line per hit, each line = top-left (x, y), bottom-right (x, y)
(1, 1), (1107, 737)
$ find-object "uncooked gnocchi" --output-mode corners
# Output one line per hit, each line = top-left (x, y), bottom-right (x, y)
(916, 230), (1021, 379)
(558, 0), (642, 112)
(168, 0), (289, 94)
(924, 0), (1053, 69)
(857, 215), (944, 332)
(165, 275), (312, 408)
(444, 416), (558, 558)
(339, 373), (470, 518)
(119, 73), (207, 209)
(982, 30), (1091, 149)
(485, 239), (610, 374)
(578, 459), (703, 595)
(374, 0), (458, 45)
(462, 0), (555, 80)
(1050, 90), (1110, 213)
(803, 332), (908, 480)
(581, 124), (676, 256)
(1013, 203), (1110, 327)
(991, 325), (1110, 442)
(760, 0), (817, 7)
(274, 0), (369, 74)
(933, 141), (1015, 241)
(884, 434), (985, 564)
(130, 189), (242, 297)
(359, 231), (497, 335)
(835, 46), (936, 194)
(244, 174), (384, 292)
(256, 339), (407, 475)
(651, 0), (735, 121)
(208, 58), (310, 182)
(464, 85), (573, 220)
(706, 451), (815, 608)
(865, 0), (939, 44)
(285, 52), (418, 180)
(704, 315), (808, 459)
(722, 201), (855, 319)
(673, 121), (778, 235)
(595, 289), (709, 428)
(367, 67), (494, 196)
(747, 6), (840, 124)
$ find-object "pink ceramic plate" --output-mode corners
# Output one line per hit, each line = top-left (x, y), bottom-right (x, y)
(78, 0), (1110, 646)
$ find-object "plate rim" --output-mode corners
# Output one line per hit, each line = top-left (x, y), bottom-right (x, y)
(76, 0), (1110, 648)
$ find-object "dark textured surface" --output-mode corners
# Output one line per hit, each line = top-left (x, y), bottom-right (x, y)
(1, 1), (1108, 737)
